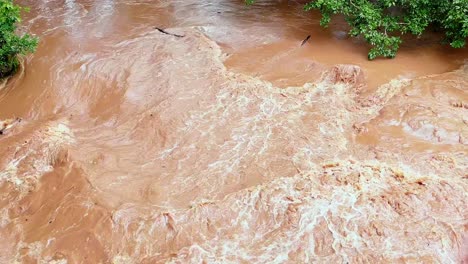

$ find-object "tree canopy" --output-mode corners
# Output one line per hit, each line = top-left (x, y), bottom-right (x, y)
(0, 0), (38, 78)
(246, 0), (468, 59)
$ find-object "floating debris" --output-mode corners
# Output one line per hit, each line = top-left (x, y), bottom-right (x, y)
(155, 27), (185, 38)
(301, 35), (311, 46)
(0, 118), (21, 135)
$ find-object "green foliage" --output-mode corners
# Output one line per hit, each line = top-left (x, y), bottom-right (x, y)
(246, 0), (468, 60)
(0, 0), (37, 78)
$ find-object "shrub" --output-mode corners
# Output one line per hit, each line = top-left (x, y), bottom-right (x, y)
(0, 0), (37, 78)
(246, 0), (468, 60)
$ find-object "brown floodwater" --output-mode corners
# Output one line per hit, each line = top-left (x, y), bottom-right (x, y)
(1, 0), (467, 263)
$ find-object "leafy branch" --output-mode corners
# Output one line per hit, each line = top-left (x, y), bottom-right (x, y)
(246, 0), (468, 60)
(0, 0), (38, 78)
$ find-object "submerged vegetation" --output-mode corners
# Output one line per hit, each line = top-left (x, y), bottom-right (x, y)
(246, 0), (468, 59)
(0, 0), (37, 78)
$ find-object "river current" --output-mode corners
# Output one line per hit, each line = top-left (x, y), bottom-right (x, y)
(0, 0), (467, 263)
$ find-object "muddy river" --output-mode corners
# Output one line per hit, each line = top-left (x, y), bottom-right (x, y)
(0, 0), (467, 263)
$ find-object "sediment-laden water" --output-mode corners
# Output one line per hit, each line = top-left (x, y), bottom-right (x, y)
(0, 1), (467, 263)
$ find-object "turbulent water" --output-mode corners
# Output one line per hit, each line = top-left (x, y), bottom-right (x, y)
(0, 0), (467, 263)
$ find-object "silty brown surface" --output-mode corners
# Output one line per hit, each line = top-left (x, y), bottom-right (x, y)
(0, 0), (467, 263)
